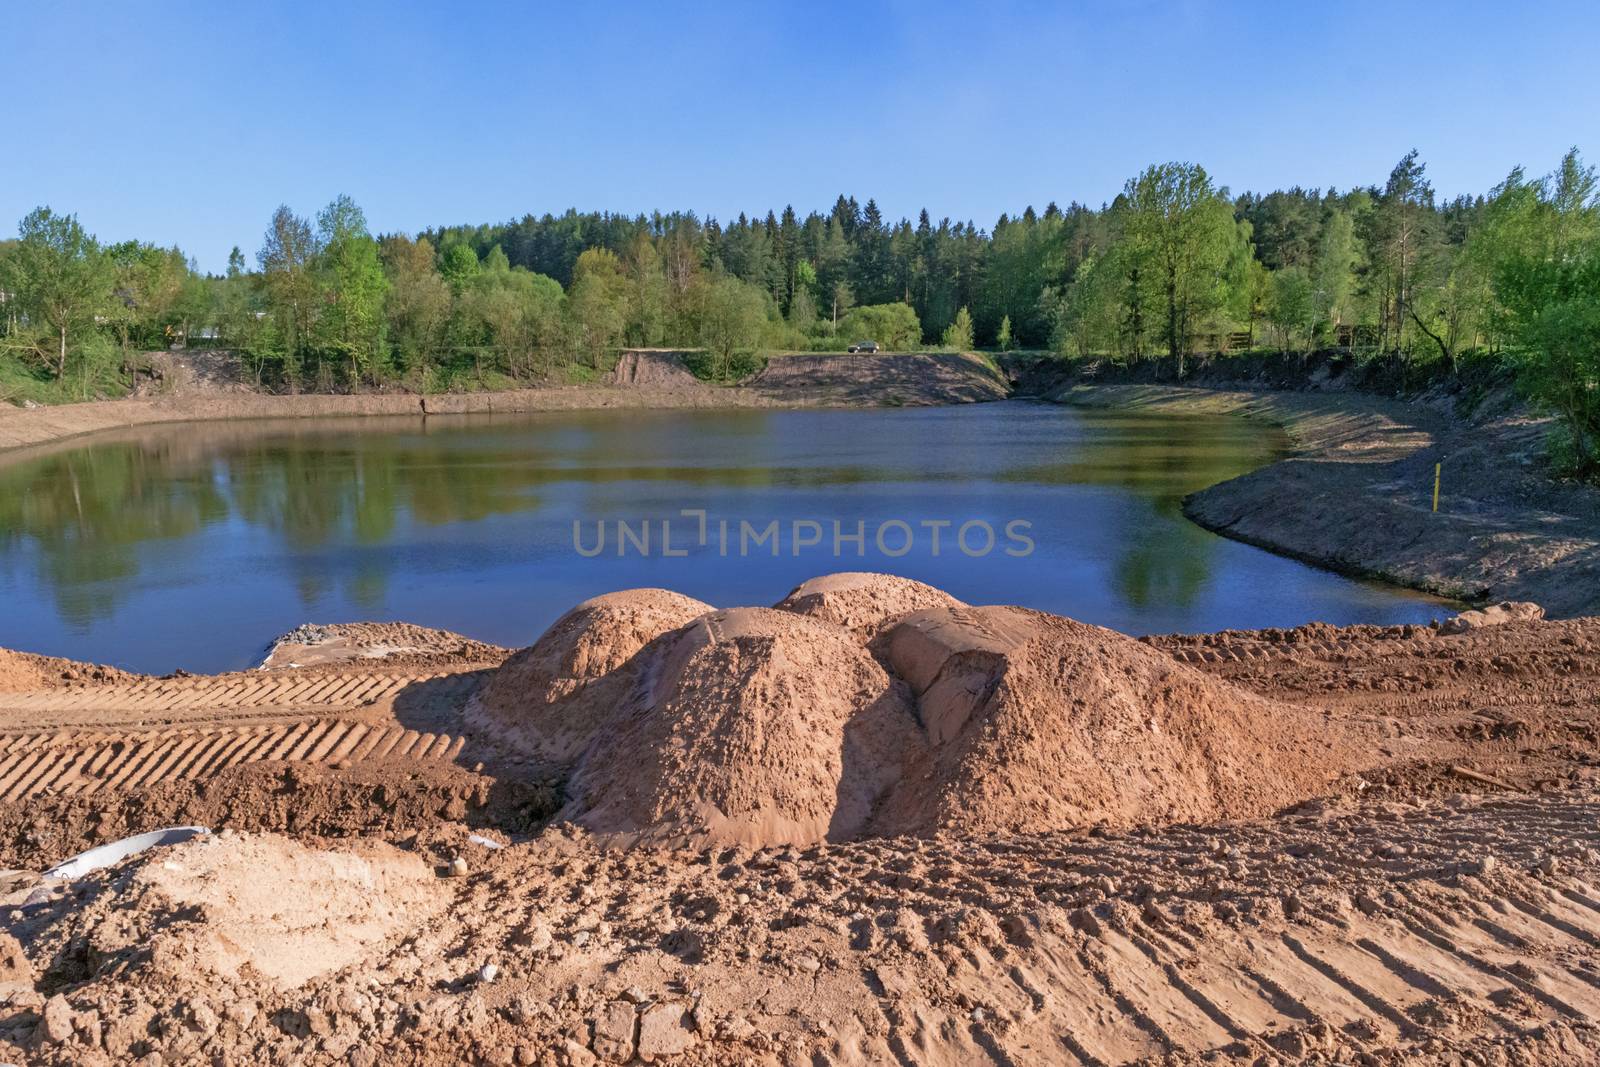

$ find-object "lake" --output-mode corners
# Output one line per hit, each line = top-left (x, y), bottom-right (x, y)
(0, 401), (1448, 673)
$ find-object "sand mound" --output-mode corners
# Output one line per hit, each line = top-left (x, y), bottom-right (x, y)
(473, 579), (1346, 848)
(38, 832), (445, 990)
(869, 605), (1342, 836)
(472, 589), (711, 766)
(569, 608), (923, 848)
(773, 571), (965, 638)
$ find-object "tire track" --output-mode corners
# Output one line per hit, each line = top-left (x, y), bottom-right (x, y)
(0, 720), (469, 803)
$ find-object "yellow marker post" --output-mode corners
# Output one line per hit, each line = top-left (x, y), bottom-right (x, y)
(1433, 462), (1441, 513)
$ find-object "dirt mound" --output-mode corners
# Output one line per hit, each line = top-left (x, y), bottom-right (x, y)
(747, 352), (1010, 405)
(608, 349), (704, 389)
(773, 571), (965, 637)
(471, 588), (712, 766)
(476, 580), (1344, 846)
(869, 605), (1342, 836)
(260, 621), (509, 670)
(569, 608), (922, 848)
(23, 832), (444, 992)
(0, 649), (137, 693)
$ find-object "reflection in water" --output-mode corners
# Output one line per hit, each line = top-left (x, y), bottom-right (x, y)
(0, 403), (1447, 672)
(1000, 412), (1271, 611)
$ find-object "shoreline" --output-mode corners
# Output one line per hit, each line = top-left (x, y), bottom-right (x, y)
(1050, 381), (1600, 618)
(5, 352), (1596, 621)
(0, 350), (1011, 459)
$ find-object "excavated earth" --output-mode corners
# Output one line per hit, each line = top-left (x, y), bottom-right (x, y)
(0, 575), (1597, 1065)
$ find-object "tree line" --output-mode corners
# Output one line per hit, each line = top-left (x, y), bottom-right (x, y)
(1, 149), (1595, 472)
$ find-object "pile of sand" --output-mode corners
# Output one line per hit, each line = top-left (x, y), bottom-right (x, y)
(568, 608), (922, 847)
(773, 571), (965, 637)
(28, 832), (444, 990)
(476, 574), (1344, 848)
(869, 605), (1338, 836)
(470, 589), (711, 766)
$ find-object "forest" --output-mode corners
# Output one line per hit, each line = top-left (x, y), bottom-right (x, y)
(1, 149), (1597, 474)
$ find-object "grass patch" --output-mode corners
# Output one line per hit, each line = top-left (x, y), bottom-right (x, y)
(0, 353), (132, 406)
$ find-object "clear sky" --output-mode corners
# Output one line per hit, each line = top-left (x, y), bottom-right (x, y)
(5, 1), (1597, 273)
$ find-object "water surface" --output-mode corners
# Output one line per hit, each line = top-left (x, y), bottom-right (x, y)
(0, 402), (1447, 673)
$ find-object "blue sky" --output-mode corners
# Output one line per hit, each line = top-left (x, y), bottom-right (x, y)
(4, 1), (1597, 273)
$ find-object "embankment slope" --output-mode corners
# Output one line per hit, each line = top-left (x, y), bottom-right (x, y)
(1053, 381), (1600, 618)
(0, 351), (1007, 456)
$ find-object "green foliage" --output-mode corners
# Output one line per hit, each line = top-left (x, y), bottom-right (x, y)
(3, 147), (1595, 483)
(0, 207), (113, 381)
(1266, 266), (1316, 353)
(698, 274), (771, 378)
(941, 306), (974, 350)
(837, 302), (922, 350)
(1120, 162), (1242, 371)
(440, 243), (480, 288)
(682, 347), (768, 382)
(1313, 208), (1361, 340)
(315, 195), (389, 386)
(1477, 149), (1600, 476)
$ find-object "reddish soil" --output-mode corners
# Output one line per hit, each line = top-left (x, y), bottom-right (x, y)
(0, 574), (1597, 1065)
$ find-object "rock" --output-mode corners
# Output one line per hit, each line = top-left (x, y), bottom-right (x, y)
(39, 994), (73, 1044)
(1440, 601), (1544, 635)
(447, 856), (469, 878)
(560, 1038), (597, 1066)
(591, 1001), (636, 1062)
(1472, 855), (1498, 877)
(519, 921), (553, 953)
(621, 986), (649, 1004)
(637, 1001), (696, 1060)
(1538, 855), (1560, 876)
(479, 963), (499, 983)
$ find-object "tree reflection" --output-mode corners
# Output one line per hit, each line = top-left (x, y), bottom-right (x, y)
(1000, 411), (1284, 611)
(0, 444), (229, 627)
(0, 408), (1287, 628)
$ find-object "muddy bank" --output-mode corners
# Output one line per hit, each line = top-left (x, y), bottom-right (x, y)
(0, 351), (1006, 458)
(1052, 381), (1600, 618)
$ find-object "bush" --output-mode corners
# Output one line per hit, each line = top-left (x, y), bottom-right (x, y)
(681, 349), (768, 382)
(836, 303), (922, 351)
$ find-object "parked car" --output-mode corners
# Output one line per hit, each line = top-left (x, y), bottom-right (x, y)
(846, 340), (879, 353)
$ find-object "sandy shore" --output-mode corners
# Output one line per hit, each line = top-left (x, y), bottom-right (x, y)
(1052, 382), (1600, 618)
